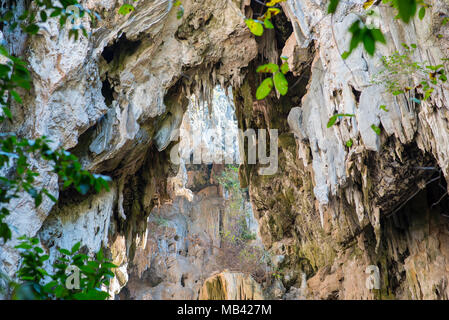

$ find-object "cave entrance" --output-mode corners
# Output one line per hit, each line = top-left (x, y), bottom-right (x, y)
(121, 86), (269, 299)
(380, 165), (449, 299)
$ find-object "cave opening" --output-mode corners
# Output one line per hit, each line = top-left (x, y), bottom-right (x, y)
(119, 84), (271, 299)
(101, 34), (142, 64)
(380, 162), (449, 299)
(101, 78), (114, 107)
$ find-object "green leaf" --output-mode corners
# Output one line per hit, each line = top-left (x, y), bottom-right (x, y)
(42, 281), (58, 293)
(328, 0), (340, 13)
(341, 51), (351, 59)
(346, 139), (353, 147)
(273, 72), (288, 95)
(280, 62), (289, 74)
(0, 45), (9, 56)
(73, 253), (89, 261)
(363, 29), (375, 56)
(15, 243), (32, 250)
(54, 285), (65, 298)
(327, 115), (338, 128)
(40, 11), (48, 23)
(102, 262), (118, 269)
(34, 247), (44, 254)
(74, 289), (109, 300)
(424, 88), (434, 100)
(40, 255), (49, 262)
(2, 11), (14, 22)
(36, 267), (48, 276)
(10, 90), (23, 103)
(118, 4), (135, 15)
(71, 242), (81, 254)
(264, 19), (274, 29)
(379, 105), (389, 112)
(18, 10), (29, 21)
(58, 248), (71, 255)
(97, 248), (104, 261)
(418, 7), (425, 20)
(256, 77), (274, 100)
(349, 28), (362, 52)
(256, 63), (279, 73)
(177, 6), (184, 19)
(42, 189), (57, 202)
(245, 19), (264, 36)
(34, 192), (43, 207)
(87, 260), (100, 268)
(371, 124), (381, 135)
(397, 0), (417, 23)
(50, 8), (62, 17)
(371, 28), (386, 44)
(24, 24), (39, 35)
(2, 107), (12, 120)
(327, 114), (355, 128)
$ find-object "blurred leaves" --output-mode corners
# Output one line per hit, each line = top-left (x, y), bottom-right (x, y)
(0, 0), (98, 41)
(12, 236), (116, 300)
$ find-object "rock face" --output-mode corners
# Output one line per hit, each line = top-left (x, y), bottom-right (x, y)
(120, 167), (264, 300)
(233, 0), (449, 299)
(3, 0), (449, 300)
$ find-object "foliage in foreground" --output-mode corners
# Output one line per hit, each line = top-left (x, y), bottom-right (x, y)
(11, 236), (116, 300)
(0, 0), (113, 300)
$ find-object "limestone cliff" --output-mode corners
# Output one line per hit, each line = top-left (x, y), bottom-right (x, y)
(235, 0), (449, 299)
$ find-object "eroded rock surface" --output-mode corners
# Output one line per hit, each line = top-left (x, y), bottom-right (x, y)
(234, 0), (449, 299)
(199, 272), (264, 300)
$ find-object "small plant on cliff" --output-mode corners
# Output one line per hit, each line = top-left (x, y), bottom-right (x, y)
(256, 57), (290, 100)
(118, 1), (184, 19)
(245, 2), (283, 37)
(328, 0), (429, 59)
(324, 1), (443, 139)
(0, 0), (98, 40)
(243, 0), (291, 100)
(10, 236), (116, 300)
(372, 43), (448, 101)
